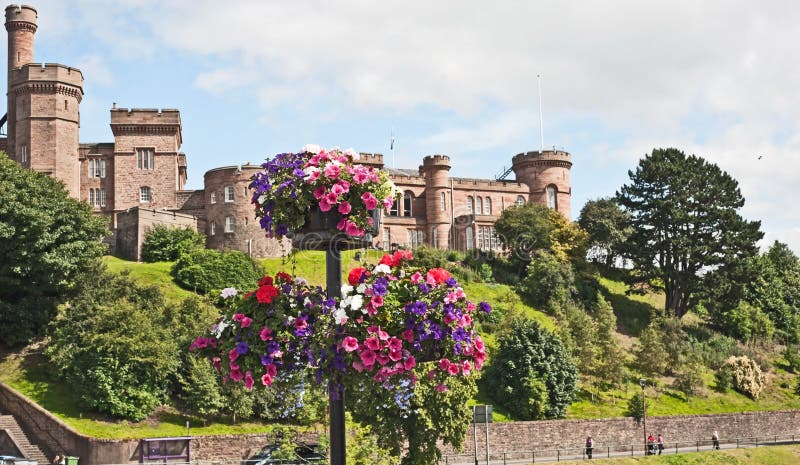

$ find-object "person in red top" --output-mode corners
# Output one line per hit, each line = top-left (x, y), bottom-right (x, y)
(647, 433), (656, 455)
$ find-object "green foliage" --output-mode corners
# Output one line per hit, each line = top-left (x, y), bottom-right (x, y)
(46, 271), (180, 420)
(784, 345), (800, 374)
(481, 318), (578, 420)
(172, 248), (263, 293)
(625, 391), (644, 421)
(722, 355), (766, 400)
(722, 301), (775, 346)
(176, 355), (224, 416)
(744, 241), (800, 343)
(589, 293), (627, 388)
(633, 324), (668, 378)
(714, 366), (733, 392)
(409, 245), (450, 269)
(141, 224), (205, 262)
(520, 251), (577, 308)
(672, 358), (706, 399)
(348, 367), (477, 465)
(616, 147), (763, 318)
(345, 413), (400, 465)
(0, 155), (108, 346)
(494, 203), (588, 275)
(577, 197), (632, 267)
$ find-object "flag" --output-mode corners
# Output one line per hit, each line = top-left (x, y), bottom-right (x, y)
(390, 135), (395, 150)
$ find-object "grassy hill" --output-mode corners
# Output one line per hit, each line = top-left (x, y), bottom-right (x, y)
(3, 253), (799, 438)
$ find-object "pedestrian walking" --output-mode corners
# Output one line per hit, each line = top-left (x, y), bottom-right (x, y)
(647, 433), (656, 455)
(657, 434), (664, 455)
(712, 430), (720, 450)
(585, 436), (594, 459)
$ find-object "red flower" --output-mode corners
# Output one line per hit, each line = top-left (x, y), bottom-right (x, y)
(258, 276), (274, 287)
(379, 254), (396, 266)
(275, 272), (292, 283)
(426, 268), (451, 284)
(256, 284), (279, 303)
(348, 267), (368, 286)
(393, 250), (413, 264)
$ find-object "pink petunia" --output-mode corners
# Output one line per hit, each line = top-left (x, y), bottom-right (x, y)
(447, 364), (460, 376)
(402, 329), (415, 342)
(461, 360), (472, 376)
(324, 164), (341, 179)
(261, 373), (274, 387)
(377, 329), (390, 341)
(388, 349), (403, 362)
(359, 349), (377, 367)
(260, 327), (273, 341)
(371, 295), (384, 307)
(365, 337), (381, 351)
(435, 383), (448, 392)
(313, 185), (327, 200)
(342, 336), (359, 352)
(211, 357), (221, 371)
(229, 348), (239, 363)
(345, 221), (364, 237)
(387, 337), (402, 352)
(404, 356), (416, 371)
(439, 358), (451, 371)
(410, 272), (423, 283)
(361, 192), (379, 210)
(352, 360), (364, 373)
(244, 371), (254, 389)
(319, 198), (332, 212)
(239, 316), (253, 328)
(230, 367), (244, 382)
(265, 363), (278, 377)
(338, 201), (352, 215)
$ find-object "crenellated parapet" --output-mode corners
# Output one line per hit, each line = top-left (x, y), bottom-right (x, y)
(512, 149), (573, 218)
(512, 150), (572, 169)
(110, 108), (183, 145)
(357, 152), (384, 168)
(421, 154), (452, 170)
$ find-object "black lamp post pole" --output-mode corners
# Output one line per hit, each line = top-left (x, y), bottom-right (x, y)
(326, 246), (346, 465)
(640, 379), (647, 455)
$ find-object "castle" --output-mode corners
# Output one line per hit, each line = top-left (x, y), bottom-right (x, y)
(1, 4), (572, 259)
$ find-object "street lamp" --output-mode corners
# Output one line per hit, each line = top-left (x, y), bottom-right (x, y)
(639, 378), (647, 455)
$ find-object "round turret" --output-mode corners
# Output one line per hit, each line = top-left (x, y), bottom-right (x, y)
(5, 4), (37, 72)
(419, 155), (452, 249)
(511, 149), (573, 218)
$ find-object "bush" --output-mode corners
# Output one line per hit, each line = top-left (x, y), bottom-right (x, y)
(714, 367), (733, 392)
(722, 301), (775, 346)
(410, 245), (450, 270)
(722, 355), (766, 400)
(626, 391), (644, 421)
(633, 324), (668, 378)
(694, 334), (739, 370)
(141, 225), (205, 262)
(672, 359), (706, 399)
(520, 251), (577, 309)
(172, 248), (263, 293)
(784, 345), (800, 373)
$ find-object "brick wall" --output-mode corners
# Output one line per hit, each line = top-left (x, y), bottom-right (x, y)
(115, 207), (199, 260)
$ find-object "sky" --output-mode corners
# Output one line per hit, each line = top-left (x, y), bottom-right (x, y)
(5, 0), (799, 253)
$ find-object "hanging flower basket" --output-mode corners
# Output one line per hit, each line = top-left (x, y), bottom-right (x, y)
(249, 145), (396, 251)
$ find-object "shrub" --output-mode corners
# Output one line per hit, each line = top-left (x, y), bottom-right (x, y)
(722, 301), (775, 346)
(141, 225), (205, 262)
(672, 359), (706, 399)
(172, 248), (263, 293)
(784, 345), (800, 373)
(722, 355), (766, 400)
(633, 324), (668, 378)
(520, 251), (577, 309)
(411, 245), (450, 269)
(714, 367), (733, 392)
(626, 391), (644, 421)
(795, 377), (800, 397)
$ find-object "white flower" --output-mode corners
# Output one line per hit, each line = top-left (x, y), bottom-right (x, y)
(213, 320), (230, 339)
(356, 283), (367, 294)
(302, 144), (322, 154)
(303, 166), (320, 177)
(220, 287), (237, 299)
(374, 264), (392, 274)
(259, 194), (269, 204)
(304, 296), (313, 306)
(333, 307), (348, 325)
(341, 284), (353, 298)
(350, 294), (363, 311)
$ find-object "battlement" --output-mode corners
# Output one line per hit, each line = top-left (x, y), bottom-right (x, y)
(357, 152), (384, 167)
(5, 4), (37, 29)
(421, 154), (452, 169)
(110, 108), (182, 126)
(512, 149), (572, 167)
(9, 63), (83, 87)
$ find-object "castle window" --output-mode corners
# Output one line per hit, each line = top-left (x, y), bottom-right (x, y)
(466, 196), (473, 214)
(210, 192), (216, 204)
(403, 191), (414, 217)
(100, 188), (106, 207)
(485, 197), (492, 215)
(137, 148), (154, 170)
(466, 226), (474, 250)
(89, 158), (106, 178)
(20, 145), (27, 164)
(407, 229), (424, 248)
(390, 198), (399, 216)
(546, 185), (557, 210)
(432, 228), (438, 248)
(139, 186), (151, 203)
(244, 186), (249, 197)
(516, 195), (525, 206)
(225, 185), (235, 202)
(225, 216), (235, 233)
(441, 192), (446, 211)
(89, 189), (95, 207)
(64, 100), (68, 110)
(210, 222), (216, 236)
(476, 197), (483, 215)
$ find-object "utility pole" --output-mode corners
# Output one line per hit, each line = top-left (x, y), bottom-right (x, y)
(640, 379), (647, 455)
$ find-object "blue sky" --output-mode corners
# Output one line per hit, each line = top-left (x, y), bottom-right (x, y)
(7, 0), (799, 253)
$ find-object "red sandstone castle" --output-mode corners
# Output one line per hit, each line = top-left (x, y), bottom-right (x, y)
(2, 4), (572, 259)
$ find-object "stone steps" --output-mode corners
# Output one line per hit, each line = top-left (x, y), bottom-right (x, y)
(0, 415), (49, 464)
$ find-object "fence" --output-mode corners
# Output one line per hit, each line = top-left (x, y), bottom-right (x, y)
(439, 433), (800, 464)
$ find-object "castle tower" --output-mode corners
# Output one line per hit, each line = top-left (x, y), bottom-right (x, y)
(6, 4), (83, 197)
(420, 155), (452, 249)
(511, 149), (572, 218)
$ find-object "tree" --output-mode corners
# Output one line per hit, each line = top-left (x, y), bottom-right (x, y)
(0, 155), (108, 346)
(494, 203), (588, 275)
(616, 148), (763, 318)
(481, 318), (578, 420)
(745, 241), (800, 342)
(578, 198), (632, 267)
(141, 224), (205, 262)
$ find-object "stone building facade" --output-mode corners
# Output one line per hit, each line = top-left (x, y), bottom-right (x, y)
(2, 3), (572, 260)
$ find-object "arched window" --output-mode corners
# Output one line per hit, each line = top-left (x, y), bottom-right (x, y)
(403, 191), (414, 217)
(139, 186), (151, 203)
(476, 197), (483, 215)
(546, 185), (557, 210)
(485, 197), (492, 215)
(516, 195), (525, 206)
(466, 196), (473, 214)
(466, 226), (474, 250)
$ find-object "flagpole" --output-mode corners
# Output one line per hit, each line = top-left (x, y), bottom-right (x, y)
(390, 129), (395, 168)
(538, 74), (544, 153)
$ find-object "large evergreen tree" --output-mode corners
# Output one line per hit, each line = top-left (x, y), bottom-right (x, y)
(0, 155), (108, 346)
(616, 148), (762, 318)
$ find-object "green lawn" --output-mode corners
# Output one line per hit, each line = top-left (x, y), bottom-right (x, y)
(597, 276), (663, 336)
(103, 256), (194, 302)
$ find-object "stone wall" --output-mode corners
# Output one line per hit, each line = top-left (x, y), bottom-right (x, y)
(115, 207), (199, 260)
(445, 410), (800, 458)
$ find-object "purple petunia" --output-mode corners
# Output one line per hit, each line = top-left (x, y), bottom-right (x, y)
(236, 342), (249, 355)
(479, 301), (492, 313)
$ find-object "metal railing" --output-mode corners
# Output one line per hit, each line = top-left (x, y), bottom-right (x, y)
(439, 433), (800, 464)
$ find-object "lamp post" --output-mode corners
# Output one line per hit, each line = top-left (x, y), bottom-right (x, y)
(639, 379), (647, 455)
